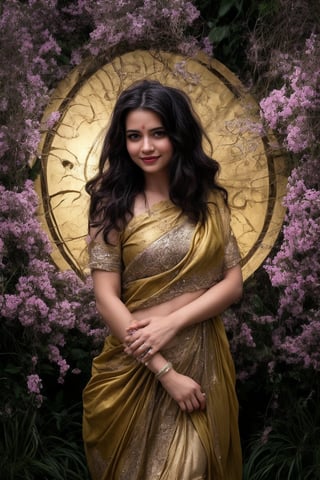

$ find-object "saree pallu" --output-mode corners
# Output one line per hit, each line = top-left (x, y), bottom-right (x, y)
(83, 193), (242, 480)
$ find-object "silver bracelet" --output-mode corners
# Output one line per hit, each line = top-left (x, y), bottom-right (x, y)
(155, 362), (173, 380)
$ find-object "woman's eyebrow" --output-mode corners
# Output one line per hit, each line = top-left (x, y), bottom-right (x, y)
(126, 126), (164, 133)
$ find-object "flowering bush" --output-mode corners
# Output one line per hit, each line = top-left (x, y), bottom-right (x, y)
(0, 0), (66, 184)
(64, 0), (211, 63)
(0, 180), (105, 408)
(260, 34), (320, 156)
(264, 166), (320, 370)
(216, 32), (320, 426)
(257, 34), (320, 376)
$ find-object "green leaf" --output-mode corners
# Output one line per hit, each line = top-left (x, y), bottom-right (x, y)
(4, 365), (22, 374)
(208, 25), (230, 43)
(70, 347), (88, 360)
(218, 0), (237, 18)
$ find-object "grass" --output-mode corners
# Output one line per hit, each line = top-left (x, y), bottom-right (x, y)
(243, 397), (320, 480)
(0, 403), (90, 480)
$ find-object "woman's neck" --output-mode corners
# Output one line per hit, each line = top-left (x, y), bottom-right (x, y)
(143, 172), (170, 201)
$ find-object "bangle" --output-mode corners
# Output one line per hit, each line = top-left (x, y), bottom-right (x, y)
(155, 362), (173, 380)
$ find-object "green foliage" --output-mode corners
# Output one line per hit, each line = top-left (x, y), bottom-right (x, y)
(0, 402), (89, 480)
(243, 398), (320, 480)
(208, 0), (245, 43)
(195, 0), (279, 73)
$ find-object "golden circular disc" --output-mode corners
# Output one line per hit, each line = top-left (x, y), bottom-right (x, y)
(36, 50), (287, 281)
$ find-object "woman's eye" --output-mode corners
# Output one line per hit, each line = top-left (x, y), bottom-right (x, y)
(127, 133), (140, 141)
(153, 130), (166, 138)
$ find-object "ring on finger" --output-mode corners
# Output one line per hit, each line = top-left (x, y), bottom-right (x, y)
(140, 346), (152, 359)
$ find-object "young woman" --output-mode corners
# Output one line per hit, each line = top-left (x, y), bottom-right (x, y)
(83, 79), (243, 480)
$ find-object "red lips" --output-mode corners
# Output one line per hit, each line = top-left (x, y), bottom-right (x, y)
(141, 156), (160, 164)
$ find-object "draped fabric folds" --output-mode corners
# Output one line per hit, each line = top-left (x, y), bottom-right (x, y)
(83, 192), (242, 480)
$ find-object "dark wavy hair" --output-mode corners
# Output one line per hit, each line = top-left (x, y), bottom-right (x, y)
(86, 79), (227, 243)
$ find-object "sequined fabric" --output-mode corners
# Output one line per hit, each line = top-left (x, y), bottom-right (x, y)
(88, 241), (121, 272)
(83, 192), (242, 480)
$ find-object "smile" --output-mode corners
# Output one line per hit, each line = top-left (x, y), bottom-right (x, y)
(141, 156), (160, 164)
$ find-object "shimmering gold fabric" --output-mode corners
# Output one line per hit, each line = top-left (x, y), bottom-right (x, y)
(83, 192), (242, 480)
(88, 241), (121, 271)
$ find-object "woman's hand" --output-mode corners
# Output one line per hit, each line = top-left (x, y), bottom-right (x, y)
(123, 315), (177, 362)
(159, 369), (206, 413)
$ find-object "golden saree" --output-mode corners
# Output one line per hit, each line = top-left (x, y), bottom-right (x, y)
(83, 192), (242, 480)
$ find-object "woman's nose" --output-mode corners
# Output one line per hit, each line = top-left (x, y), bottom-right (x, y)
(141, 136), (154, 152)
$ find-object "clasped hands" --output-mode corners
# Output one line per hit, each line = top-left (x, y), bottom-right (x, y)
(123, 315), (177, 363)
(123, 315), (206, 412)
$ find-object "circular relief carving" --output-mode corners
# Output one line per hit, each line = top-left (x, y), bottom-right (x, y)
(36, 50), (287, 280)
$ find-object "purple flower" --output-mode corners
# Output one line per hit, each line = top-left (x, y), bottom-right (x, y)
(27, 374), (43, 395)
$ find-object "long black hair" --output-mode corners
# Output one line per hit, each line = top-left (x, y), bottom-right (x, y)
(86, 79), (227, 243)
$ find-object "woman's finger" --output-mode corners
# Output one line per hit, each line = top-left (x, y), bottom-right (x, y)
(184, 399), (194, 413)
(126, 335), (144, 349)
(197, 391), (206, 410)
(126, 318), (149, 333)
(138, 345), (153, 361)
(179, 401), (187, 412)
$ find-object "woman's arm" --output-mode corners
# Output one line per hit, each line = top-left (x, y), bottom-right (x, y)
(92, 269), (166, 373)
(92, 268), (207, 412)
(174, 263), (243, 328)
(124, 264), (243, 358)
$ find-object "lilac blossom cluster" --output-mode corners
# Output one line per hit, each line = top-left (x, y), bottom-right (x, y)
(260, 34), (320, 155)
(0, 180), (106, 406)
(223, 308), (258, 381)
(64, 0), (212, 63)
(220, 35), (320, 384)
(0, 1), (66, 179)
(260, 34), (320, 373)
(265, 167), (320, 370)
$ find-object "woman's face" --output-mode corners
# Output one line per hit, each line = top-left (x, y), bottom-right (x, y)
(125, 109), (174, 177)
